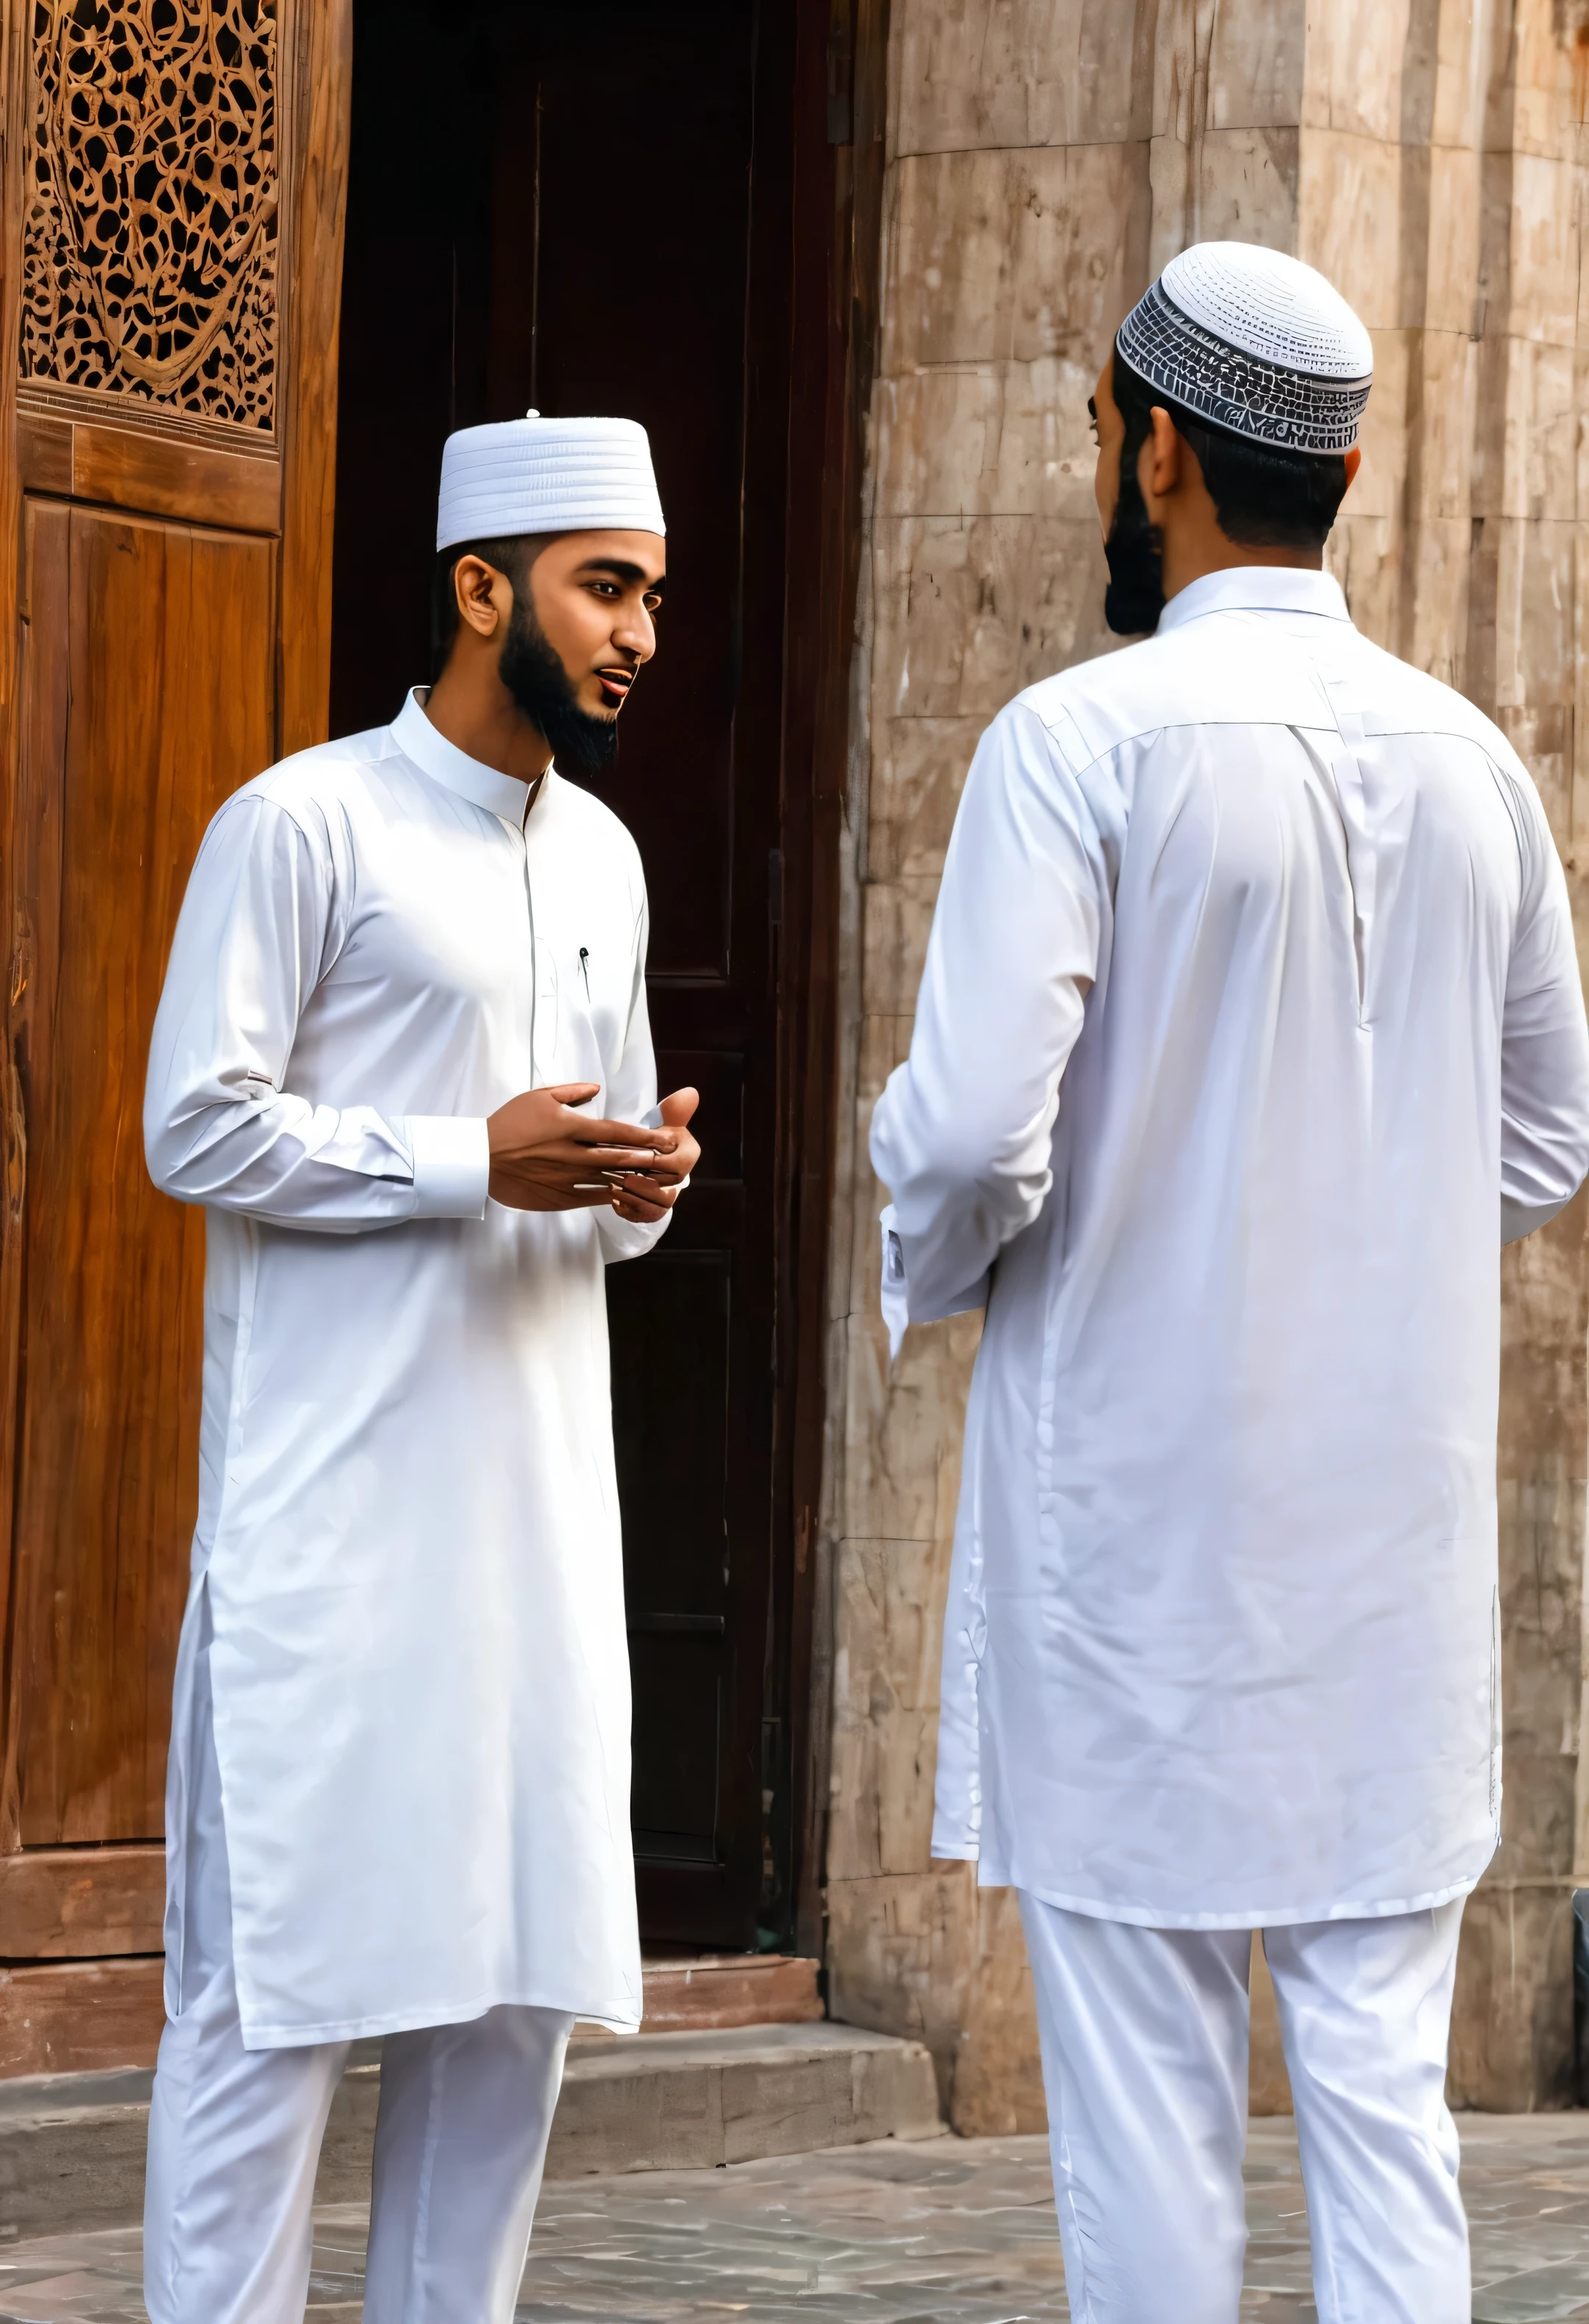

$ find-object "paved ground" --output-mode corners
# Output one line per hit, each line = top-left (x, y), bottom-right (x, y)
(4, 2114), (1589, 2320)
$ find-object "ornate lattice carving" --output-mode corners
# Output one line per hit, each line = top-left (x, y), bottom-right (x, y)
(21, 0), (278, 429)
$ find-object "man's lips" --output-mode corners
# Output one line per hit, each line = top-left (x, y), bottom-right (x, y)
(597, 668), (634, 707)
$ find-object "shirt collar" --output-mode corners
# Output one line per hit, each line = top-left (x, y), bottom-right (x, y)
(1155, 565), (1352, 635)
(390, 687), (538, 826)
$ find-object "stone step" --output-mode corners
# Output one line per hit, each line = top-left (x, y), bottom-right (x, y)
(0, 2022), (943, 2240)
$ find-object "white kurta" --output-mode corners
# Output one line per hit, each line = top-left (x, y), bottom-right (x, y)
(871, 566), (1589, 1928)
(146, 688), (665, 2045)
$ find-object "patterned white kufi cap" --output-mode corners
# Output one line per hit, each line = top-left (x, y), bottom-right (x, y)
(436, 410), (666, 550)
(1115, 242), (1373, 455)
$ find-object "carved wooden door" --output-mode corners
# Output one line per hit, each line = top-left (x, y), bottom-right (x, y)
(0, 0), (352, 2075)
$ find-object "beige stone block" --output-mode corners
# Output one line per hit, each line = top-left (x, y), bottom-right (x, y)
(1298, 128), (1406, 330)
(952, 1888), (1048, 2134)
(827, 1695), (942, 1879)
(861, 876), (940, 1016)
(826, 1866), (979, 2101)
(1488, 516), (1576, 723)
(1423, 144), (1483, 338)
(1428, 0), (1486, 151)
(1398, 513), (1473, 689)
(1301, 0), (1412, 143)
(842, 1294), (979, 1546)
(838, 1537), (948, 1717)
(870, 515), (1114, 725)
(855, 1009), (913, 1127)
(1326, 510), (1404, 655)
(1575, 516), (1589, 871)
(1152, 0), (1306, 142)
(873, 364), (1103, 524)
(870, 716), (984, 883)
(1496, 1200), (1589, 1875)
(891, 0), (1156, 158)
(1496, 337), (1579, 521)
(849, 1012), (914, 1320)
(1508, 152), (1580, 348)
(1510, 0), (1582, 160)
(1249, 1934), (1293, 2115)
(1346, 327), (1412, 524)
(1403, 329), (1479, 527)
(829, 1536), (950, 1878)
(1448, 1877), (1576, 2109)
(883, 145), (1150, 374)
(1148, 126), (1300, 276)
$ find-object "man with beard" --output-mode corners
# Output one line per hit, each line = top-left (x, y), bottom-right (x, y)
(142, 413), (698, 2323)
(870, 243), (1589, 2320)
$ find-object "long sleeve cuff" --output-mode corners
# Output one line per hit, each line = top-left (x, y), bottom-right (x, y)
(878, 1203), (991, 1359)
(881, 1206), (910, 1360)
(407, 1116), (491, 1219)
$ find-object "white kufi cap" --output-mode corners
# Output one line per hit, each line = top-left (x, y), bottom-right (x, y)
(1115, 242), (1373, 455)
(436, 410), (666, 551)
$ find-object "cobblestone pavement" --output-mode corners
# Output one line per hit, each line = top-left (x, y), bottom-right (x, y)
(4, 2114), (1589, 2320)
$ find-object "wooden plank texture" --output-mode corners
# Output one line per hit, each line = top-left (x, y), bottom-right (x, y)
(15, 411), (281, 532)
(0, 1847), (165, 1959)
(0, 0), (36, 1858)
(7, 507), (274, 1847)
(15, 412), (71, 495)
(72, 421), (281, 533)
(279, 0), (354, 753)
(639, 1953), (823, 2033)
(0, 1958), (165, 2078)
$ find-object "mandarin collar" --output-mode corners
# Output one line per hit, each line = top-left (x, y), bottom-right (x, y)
(391, 687), (548, 826)
(1156, 565), (1351, 635)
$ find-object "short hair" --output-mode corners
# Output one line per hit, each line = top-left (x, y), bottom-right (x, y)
(1112, 354), (1350, 550)
(431, 535), (552, 674)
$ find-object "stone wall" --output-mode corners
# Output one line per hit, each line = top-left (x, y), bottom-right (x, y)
(821, 0), (1589, 2123)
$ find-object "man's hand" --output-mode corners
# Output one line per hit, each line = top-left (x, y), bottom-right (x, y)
(486, 1083), (669, 1212)
(608, 1088), (701, 1226)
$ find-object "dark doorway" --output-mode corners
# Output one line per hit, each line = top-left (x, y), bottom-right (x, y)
(331, 0), (797, 1949)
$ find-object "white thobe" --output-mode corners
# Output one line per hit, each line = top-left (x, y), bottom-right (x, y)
(871, 566), (1589, 1928)
(146, 687), (665, 2045)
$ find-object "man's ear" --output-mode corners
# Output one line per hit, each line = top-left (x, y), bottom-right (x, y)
(1142, 405), (1182, 504)
(1343, 445), (1362, 491)
(453, 555), (509, 643)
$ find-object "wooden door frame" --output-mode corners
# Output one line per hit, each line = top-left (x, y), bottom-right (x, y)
(0, 0), (352, 2067)
(776, 0), (889, 1961)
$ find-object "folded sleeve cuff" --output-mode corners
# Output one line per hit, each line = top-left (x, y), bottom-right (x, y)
(406, 1116), (491, 1219)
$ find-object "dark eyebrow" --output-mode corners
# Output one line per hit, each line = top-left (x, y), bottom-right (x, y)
(576, 557), (667, 594)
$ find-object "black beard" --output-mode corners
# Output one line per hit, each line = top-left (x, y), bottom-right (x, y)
(498, 599), (622, 772)
(1103, 471), (1166, 636)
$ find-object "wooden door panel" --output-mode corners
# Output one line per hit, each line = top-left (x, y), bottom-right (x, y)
(10, 504), (274, 1845)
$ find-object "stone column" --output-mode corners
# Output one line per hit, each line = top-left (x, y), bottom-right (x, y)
(824, 0), (1589, 2121)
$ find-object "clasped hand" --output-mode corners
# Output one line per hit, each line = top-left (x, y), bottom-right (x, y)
(486, 1083), (700, 1225)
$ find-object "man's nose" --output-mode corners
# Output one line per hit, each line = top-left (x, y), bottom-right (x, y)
(612, 601), (657, 663)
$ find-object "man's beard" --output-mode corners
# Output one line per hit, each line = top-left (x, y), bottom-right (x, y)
(498, 598), (622, 772)
(1103, 468), (1166, 636)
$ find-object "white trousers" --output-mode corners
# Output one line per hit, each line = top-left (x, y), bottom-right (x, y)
(1019, 1891), (1468, 2324)
(144, 1588), (573, 2324)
